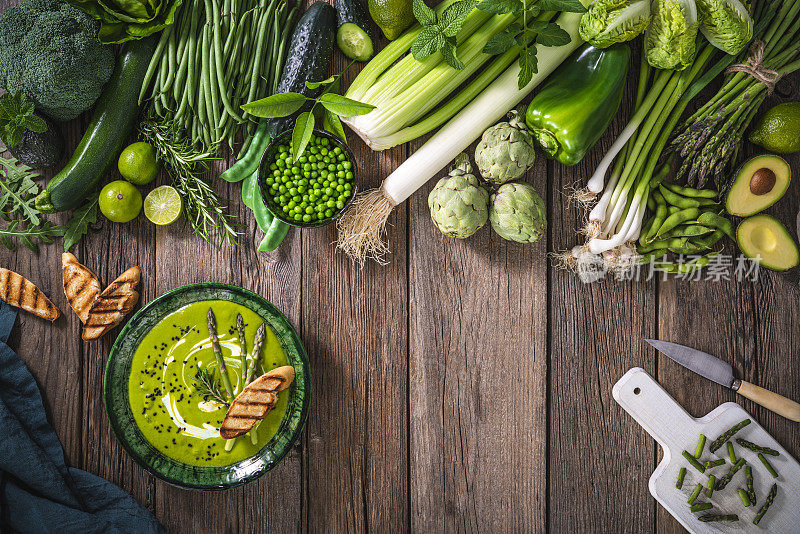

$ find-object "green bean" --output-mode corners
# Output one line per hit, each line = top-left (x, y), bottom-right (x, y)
(663, 182), (719, 199)
(247, 0), (279, 108)
(274, 6), (298, 92)
(656, 208), (700, 238)
(211, 0), (245, 123)
(140, 26), (173, 104)
(687, 483), (704, 504)
(185, 7), (200, 113)
(659, 184), (700, 209)
(164, 22), (178, 93)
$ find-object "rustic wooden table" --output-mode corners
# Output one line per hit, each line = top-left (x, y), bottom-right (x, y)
(3, 0), (800, 531)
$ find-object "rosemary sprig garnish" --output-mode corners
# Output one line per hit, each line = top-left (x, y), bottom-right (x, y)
(191, 366), (231, 407)
(138, 116), (239, 246)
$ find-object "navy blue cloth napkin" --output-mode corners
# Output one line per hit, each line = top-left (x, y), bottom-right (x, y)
(0, 303), (165, 534)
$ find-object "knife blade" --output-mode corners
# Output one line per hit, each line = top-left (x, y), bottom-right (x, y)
(645, 339), (736, 389)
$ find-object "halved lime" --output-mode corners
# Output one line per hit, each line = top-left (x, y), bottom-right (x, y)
(144, 185), (182, 225)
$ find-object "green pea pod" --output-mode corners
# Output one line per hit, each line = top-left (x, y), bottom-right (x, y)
(653, 190), (667, 206)
(222, 122), (271, 182)
(696, 212), (735, 240)
(656, 207), (700, 238)
(650, 162), (671, 189)
(647, 194), (656, 212)
(662, 253), (714, 273)
(668, 206), (681, 215)
(696, 197), (721, 207)
(691, 230), (724, 249)
(259, 219), (289, 252)
(662, 182), (718, 199)
(659, 184), (700, 209)
(525, 43), (631, 166)
(661, 224), (713, 239)
(645, 204), (668, 242)
(242, 171), (287, 252)
(640, 215), (656, 246)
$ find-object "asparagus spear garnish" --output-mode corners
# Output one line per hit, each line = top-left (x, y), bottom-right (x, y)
(687, 483), (704, 505)
(237, 314), (248, 388)
(246, 323), (266, 385)
(746, 465), (756, 505)
(207, 309), (234, 399)
(705, 475), (716, 498)
(694, 434), (707, 458)
(758, 453), (779, 478)
(727, 441), (736, 463)
(682, 450), (706, 473)
(737, 488), (751, 507)
(709, 419), (750, 452)
(704, 459), (725, 469)
(715, 458), (746, 490)
(676, 467), (686, 489)
(753, 483), (777, 525)
(699, 514), (739, 522)
(690, 502), (712, 513)
(736, 438), (780, 456)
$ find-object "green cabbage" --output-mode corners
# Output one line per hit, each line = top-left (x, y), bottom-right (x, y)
(645, 0), (699, 70)
(696, 0), (752, 55)
(66, 0), (182, 43)
(579, 0), (652, 48)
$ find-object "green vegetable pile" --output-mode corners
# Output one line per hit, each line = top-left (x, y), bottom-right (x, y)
(0, 0), (114, 121)
(675, 419), (784, 526)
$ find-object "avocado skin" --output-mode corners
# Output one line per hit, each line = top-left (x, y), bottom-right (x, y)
(8, 117), (63, 169)
(725, 154), (791, 217)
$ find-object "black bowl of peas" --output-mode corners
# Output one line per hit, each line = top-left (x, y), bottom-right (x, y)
(258, 129), (358, 228)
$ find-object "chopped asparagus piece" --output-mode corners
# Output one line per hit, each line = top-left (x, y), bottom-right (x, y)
(709, 419), (750, 452)
(676, 467), (687, 489)
(737, 438), (780, 456)
(738, 488), (751, 507)
(753, 484), (777, 525)
(687, 483), (704, 505)
(690, 502), (713, 513)
(699, 514), (739, 522)
(705, 475), (716, 498)
(704, 459), (725, 469)
(715, 458), (746, 490)
(746, 465), (756, 505)
(683, 450), (706, 473)
(694, 434), (707, 458)
(727, 441), (736, 463)
(758, 453), (779, 478)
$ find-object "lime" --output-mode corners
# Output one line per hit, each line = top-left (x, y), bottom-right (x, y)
(144, 185), (182, 225)
(368, 0), (414, 40)
(749, 102), (800, 154)
(118, 142), (159, 185)
(99, 180), (143, 223)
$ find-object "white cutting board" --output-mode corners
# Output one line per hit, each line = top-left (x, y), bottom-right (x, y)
(613, 367), (800, 533)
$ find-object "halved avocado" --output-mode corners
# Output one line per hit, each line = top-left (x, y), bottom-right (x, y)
(726, 155), (791, 217)
(737, 214), (800, 271)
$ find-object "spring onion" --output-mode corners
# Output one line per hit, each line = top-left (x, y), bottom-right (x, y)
(336, 8), (590, 265)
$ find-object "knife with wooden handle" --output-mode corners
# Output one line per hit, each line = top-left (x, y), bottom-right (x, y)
(646, 339), (800, 422)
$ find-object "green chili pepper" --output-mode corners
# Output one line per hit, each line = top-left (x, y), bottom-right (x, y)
(525, 44), (631, 166)
(659, 184), (700, 209)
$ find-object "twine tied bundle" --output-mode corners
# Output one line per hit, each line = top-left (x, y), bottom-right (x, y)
(726, 41), (782, 93)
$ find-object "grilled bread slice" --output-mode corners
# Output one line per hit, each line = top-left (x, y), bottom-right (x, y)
(62, 253), (101, 324)
(0, 268), (60, 321)
(81, 266), (140, 341)
(220, 365), (295, 439)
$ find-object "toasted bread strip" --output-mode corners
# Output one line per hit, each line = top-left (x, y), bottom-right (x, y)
(62, 253), (101, 323)
(81, 266), (140, 341)
(220, 365), (295, 439)
(0, 268), (60, 321)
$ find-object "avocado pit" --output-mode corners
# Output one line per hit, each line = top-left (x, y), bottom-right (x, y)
(749, 168), (776, 195)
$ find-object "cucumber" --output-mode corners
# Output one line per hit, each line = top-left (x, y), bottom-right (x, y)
(35, 36), (157, 214)
(267, 2), (336, 138)
(335, 0), (374, 61)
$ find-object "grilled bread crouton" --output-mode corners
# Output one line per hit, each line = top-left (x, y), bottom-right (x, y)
(219, 365), (295, 439)
(62, 253), (101, 323)
(0, 268), (60, 321)
(82, 266), (140, 341)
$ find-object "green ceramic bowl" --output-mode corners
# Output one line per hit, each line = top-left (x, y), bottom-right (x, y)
(104, 283), (310, 490)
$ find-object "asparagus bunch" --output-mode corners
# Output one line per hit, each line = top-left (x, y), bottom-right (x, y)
(670, 0), (800, 189)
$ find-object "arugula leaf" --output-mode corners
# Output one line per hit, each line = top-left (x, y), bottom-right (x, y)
(241, 92), (309, 118)
(412, 0), (436, 26)
(483, 30), (517, 54)
(62, 197), (98, 252)
(291, 111), (315, 162)
(0, 157), (40, 226)
(532, 21), (572, 46)
(537, 0), (587, 12)
(0, 220), (64, 252)
(476, 0), (522, 13)
(517, 44), (538, 88)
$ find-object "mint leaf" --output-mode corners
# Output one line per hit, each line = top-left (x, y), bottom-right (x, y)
(533, 22), (572, 46)
(537, 0), (587, 13)
(411, 25), (446, 61)
(63, 197), (97, 252)
(476, 0), (522, 14)
(517, 44), (538, 89)
(412, 0), (436, 25)
(440, 0), (477, 37)
(440, 40), (464, 70)
(241, 92), (308, 118)
(291, 111), (314, 162)
(483, 30), (516, 54)
(318, 93), (375, 117)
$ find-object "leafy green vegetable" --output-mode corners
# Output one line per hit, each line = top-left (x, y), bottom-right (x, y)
(411, 0), (478, 69)
(644, 0), (699, 70)
(0, 92), (47, 149)
(696, 0), (752, 55)
(0, 0), (115, 122)
(579, 0), (651, 48)
(66, 0), (183, 43)
(62, 197), (98, 252)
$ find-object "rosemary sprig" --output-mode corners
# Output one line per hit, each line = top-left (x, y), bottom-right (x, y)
(191, 366), (231, 407)
(138, 117), (239, 246)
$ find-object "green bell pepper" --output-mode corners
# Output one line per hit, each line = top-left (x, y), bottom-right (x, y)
(525, 43), (630, 166)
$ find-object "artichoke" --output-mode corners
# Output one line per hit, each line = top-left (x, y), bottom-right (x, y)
(489, 182), (547, 243)
(474, 109), (537, 185)
(428, 153), (489, 238)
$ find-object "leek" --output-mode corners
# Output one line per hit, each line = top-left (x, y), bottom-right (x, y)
(336, 8), (590, 265)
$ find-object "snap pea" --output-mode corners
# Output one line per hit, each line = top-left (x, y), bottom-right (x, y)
(222, 122), (271, 182)
(659, 184), (700, 209)
(260, 218), (290, 252)
(655, 208), (700, 238)
(696, 212), (734, 240)
(663, 182), (719, 199)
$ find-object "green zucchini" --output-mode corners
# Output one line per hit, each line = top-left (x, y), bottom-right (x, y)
(267, 2), (336, 137)
(35, 36), (157, 214)
(335, 0), (374, 61)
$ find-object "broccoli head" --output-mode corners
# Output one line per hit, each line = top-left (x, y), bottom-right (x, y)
(0, 0), (115, 121)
